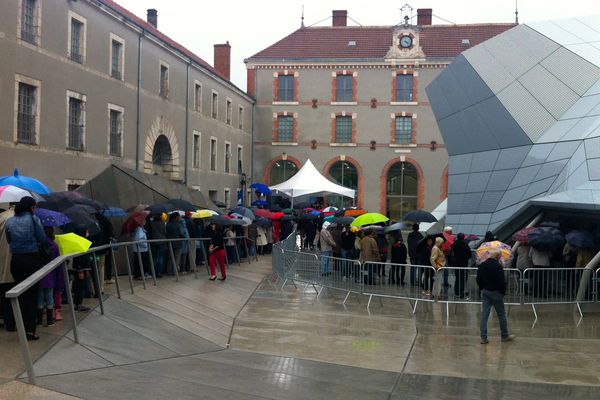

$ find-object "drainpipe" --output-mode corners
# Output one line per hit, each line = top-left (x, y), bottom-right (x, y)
(135, 31), (143, 171)
(184, 60), (190, 184)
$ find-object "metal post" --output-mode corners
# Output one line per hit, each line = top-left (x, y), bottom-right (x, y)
(123, 246), (135, 294)
(147, 243), (157, 286)
(188, 239), (198, 279)
(10, 297), (36, 384)
(136, 249), (147, 290)
(234, 239), (241, 266)
(199, 238), (209, 276)
(63, 261), (79, 343)
(243, 237), (251, 265)
(168, 242), (179, 282)
(92, 254), (105, 315)
(109, 247), (121, 299)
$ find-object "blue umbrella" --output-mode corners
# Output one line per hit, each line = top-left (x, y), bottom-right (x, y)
(250, 183), (271, 195)
(0, 168), (52, 195)
(565, 230), (595, 248)
(252, 200), (269, 206)
(34, 208), (71, 227)
(402, 209), (437, 223)
(528, 227), (564, 251)
(102, 207), (127, 218)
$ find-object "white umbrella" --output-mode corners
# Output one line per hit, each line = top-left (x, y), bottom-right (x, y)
(0, 185), (43, 203)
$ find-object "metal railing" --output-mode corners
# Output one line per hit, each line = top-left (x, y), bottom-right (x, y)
(273, 234), (600, 320)
(6, 235), (257, 385)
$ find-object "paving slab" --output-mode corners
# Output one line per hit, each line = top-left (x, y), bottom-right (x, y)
(0, 380), (82, 399)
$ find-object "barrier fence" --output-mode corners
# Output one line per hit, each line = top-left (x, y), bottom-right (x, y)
(6, 235), (257, 385)
(273, 233), (600, 319)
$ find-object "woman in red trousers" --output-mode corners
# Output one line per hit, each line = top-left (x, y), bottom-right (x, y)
(208, 223), (227, 281)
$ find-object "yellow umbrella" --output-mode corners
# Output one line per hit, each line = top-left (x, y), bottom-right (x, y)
(192, 209), (218, 219)
(54, 233), (92, 256)
(475, 240), (513, 264)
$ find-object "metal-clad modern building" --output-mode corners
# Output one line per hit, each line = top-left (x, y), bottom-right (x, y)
(0, 0), (253, 207)
(427, 16), (600, 237)
(246, 9), (514, 219)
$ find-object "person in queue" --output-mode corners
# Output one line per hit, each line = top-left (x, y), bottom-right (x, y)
(208, 223), (227, 281)
(5, 196), (47, 340)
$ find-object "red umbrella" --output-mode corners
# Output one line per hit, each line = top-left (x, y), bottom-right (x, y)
(270, 212), (285, 220)
(121, 211), (149, 235)
(512, 227), (536, 243)
(441, 231), (454, 252)
(303, 207), (319, 213)
(255, 209), (273, 219)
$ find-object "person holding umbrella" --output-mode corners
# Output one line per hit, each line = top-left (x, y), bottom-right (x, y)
(166, 213), (186, 274)
(208, 222), (227, 281)
(5, 197), (47, 340)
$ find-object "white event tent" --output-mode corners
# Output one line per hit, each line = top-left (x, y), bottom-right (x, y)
(269, 159), (356, 205)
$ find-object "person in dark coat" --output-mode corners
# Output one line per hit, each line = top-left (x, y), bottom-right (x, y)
(390, 232), (408, 285)
(452, 233), (473, 299)
(417, 236), (435, 293)
(149, 215), (167, 277)
(304, 221), (316, 250)
(166, 213), (186, 274)
(407, 223), (423, 286)
(477, 249), (515, 344)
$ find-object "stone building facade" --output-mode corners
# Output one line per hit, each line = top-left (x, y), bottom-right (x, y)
(246, 9), (514, 219)
(0, 0), (253, 208)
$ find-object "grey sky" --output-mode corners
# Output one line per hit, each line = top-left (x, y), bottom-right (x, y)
(113, 0), (600, 89)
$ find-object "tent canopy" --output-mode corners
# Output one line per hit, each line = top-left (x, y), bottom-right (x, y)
(269, 159), (355, 199)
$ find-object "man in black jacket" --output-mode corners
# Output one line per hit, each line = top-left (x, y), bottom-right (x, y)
(452, 233), (472, 299)
(407, 223), (423, 286)
(476, 249), (515, 344)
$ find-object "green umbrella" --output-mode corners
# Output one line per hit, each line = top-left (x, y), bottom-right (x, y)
(282, 208), (295, 215)
(351, 213), (389, 228)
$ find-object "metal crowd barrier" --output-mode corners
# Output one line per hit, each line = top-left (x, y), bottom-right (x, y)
(6, 235), (258, 385)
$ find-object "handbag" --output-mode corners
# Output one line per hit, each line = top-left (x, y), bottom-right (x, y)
(31, 215), (52, 263)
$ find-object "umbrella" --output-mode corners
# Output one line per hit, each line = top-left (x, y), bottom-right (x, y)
(361, 225), (385, 233)
(63, 204), (97, 214)
(442, 231), (454, 252)
(293, 201), (312, 209)
(146, 203), (175, 214)
(351, 213), (389, 227)
(512, 227), (537, 243)
(126, 204), (149, 213)
(255, 209), (273, 219)
(476, 240), (513, 264)
(282, 208), (295, 215)
(528, 227), (564, 251)
(102, 207), (127, 218)
(192, 209), (218, 219)
(402, 209), (437, 223)
(249, 182), (272, 195)
(344, 208), (367, 217)
(254, 217), (271, 227)
(281, 215), (295, 222)
(210, 215), (232, 225)
(0, 168), (52, 195)
(252, 200), (269, 207)
(167, 199), (196, 212)
(54, 233), (92, 256)
(214, 200), (227, 208)
(0, 185), (44, 203)
(270, 212), (285, 220)
(323, 215), (336, 222)
(34, 208), (71, 227)
(230, 206), (255, 220)
(270, 205), (283, 212)
(332, 216), (355, 225)
(384, 222), (409, 233)
(565, 230), (595, 248)
(309, 210), (322, 216)
(296, 213), (318, 221)
(38, 193), (77, 211)
(121, 211), (150, 235)
(323, 206), (338, 213)
(61, 206), (101, 236)
(228, 218), (246, 226)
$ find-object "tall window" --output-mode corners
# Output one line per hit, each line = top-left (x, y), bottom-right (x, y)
(194, 83), (202, 112)
(238, 106), (244, 130)
(269, 160), (298, 186)
(210, 138), (217, 171)
(111, 39), (123, 79)
(20, 0), (39, 45)
(336, 75), (353, 102)
(328, 161), (358, 208)
(278, 75), (294, 102)
(386, 162), (418, 220)
(226, 99), (232, 125)
(193, 132), (200, 168)
(396, 75), (414, 102)
(224, 189), (230, 208)
(109, 108), (123, 157)
(224, 142), (231, 173)
(159, 64), (169, 98)
(17, 83), (37, 144)
(237, 146), (243, 174)
(395, 116), (413, 144)
(277, 115), (294, 142)
(211, 92), (218, 118)
(335, 116), (352, 143)
(68, 97), (84, 150)
(70, 18), (85, 63)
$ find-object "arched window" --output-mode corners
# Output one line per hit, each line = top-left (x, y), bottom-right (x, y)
(386, 161), (418, 220)
(327, 161), (358, 208)
(269, 160), (298, 186)
(152, 135), (173, 177)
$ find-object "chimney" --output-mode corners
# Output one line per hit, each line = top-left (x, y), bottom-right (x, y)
(417, 8), (432, 26)
(147, 9), (157, 28)
(214, 41), (231, 80)
(332, 10), (347, 27)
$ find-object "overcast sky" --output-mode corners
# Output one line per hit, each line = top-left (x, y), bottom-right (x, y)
(113, 0), (600, 89)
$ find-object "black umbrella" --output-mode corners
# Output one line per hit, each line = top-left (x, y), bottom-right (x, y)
(332, 216), (354, 225)
(296, 213), (319, 221)
(62, 204), (97, 215)
(209, 215), (232, 225)
(167, 199), (196, 212)
(146, 203), (175, 214)
(73, 197), (106, 212)
(62, 207), (101, 236)
(39, 192), (77, 212)
(293, 201), (312, 210)
(254, 217), (271, 228)
(565, 230), (595, 248)
(528, 227), (564, 251)
(270, 205), (283, 212)
(402, 209), (437, 223)
(281, 215), (295, 222)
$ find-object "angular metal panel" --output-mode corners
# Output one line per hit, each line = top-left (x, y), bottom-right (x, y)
(546, 140), (581, 162)
(562, 116), (600, 141)
(463, 44), (515, 94)
(470, 150), (500, 173)
(448, 154), (473, 174)
(458, 107), (501, 152)
(586, 79), (600, 96)
(560, 95), (600, 120)
(537, 119), (579, 143)
(437, 115), (469, 155)
(508, 165), (543, 189)
(534, 159), (568, 181)
(521, 176), (556, 200)
(449, 55), (495, 105)
(497, 81), (556, 143)
(466, 172), (492, 193)
(447, 193), (465, 214)
(584, 137), (600, 158)
(495, 146), (532, 170)
(587, 158), (600, 180)
(519, 65), (580, 119)
(474, 213), (492, 225)
(565, 162), (591, 189)
(474, 97), (532, 149)
(527, 20), (584, 46)
(558, 17), (600, 42)
(425, 79), (454, 120)
(521, 143), (556, 167)
(459, 214), (476, 224)
(448, 174), (468, 194)
(478, 191), (505, 213)
(496, 185), (528, 210)
(462, 192), (484, 212)
(541, 46), (600, 95)
(487, 169), (518, 191)
(436, 67), (472, 116)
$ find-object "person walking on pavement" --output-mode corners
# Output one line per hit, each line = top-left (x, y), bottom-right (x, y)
(477, 249), (515, 344)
